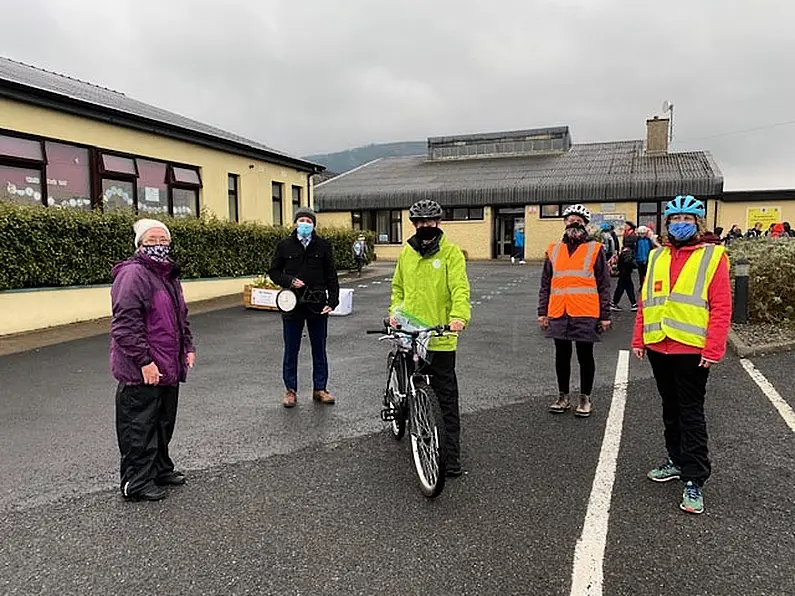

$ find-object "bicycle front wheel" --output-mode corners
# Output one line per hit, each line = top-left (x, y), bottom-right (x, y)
(384, 353), (407, 440)
(409, 380), (447, 498)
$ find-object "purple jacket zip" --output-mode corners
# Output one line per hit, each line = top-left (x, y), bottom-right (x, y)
(110, 254), (194, 386)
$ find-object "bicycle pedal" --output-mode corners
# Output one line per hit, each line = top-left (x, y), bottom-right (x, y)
(380, 407), (398, 422)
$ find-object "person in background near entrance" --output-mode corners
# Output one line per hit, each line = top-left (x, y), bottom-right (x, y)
(391, 199), (471, 476)
(634, 225), (659, 289)
(745, 221), (764, 238)
(770, 222), (790, 239)
(784, 222), (795, 237)
(511, 224), (525, 264)
(610, 234), (638, 312)
(600, 223), (617, 260)
(723, 224), (743, 246)
(111, 219), (195, 502)
(269, 207), (340, 408)
(633, 194), (731, 515)
(352, 233), (368, 277)
(538, 204), (612, 417)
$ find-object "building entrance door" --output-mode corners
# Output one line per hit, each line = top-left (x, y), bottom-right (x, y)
(493, 207), (525, 258)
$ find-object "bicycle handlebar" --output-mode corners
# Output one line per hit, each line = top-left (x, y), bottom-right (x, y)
(365, 324), (452, 337)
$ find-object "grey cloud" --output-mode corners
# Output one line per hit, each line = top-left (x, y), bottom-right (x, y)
(1, 0), (793, 189)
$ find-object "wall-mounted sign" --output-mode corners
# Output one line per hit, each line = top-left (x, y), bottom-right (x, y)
(746, 206), (781, 231)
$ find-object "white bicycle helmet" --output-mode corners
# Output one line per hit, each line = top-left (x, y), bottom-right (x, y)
(562, 204), (591, 224)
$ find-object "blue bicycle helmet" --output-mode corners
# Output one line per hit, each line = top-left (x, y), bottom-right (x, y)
(664, 195), (705, 218)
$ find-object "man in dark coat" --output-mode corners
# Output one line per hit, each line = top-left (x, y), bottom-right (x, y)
(269, 207), (340, 408)
(111, 219), (195, 502)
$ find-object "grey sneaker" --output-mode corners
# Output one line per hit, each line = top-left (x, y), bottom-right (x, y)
(549, 393), (571, 413)
(680, 481), (705, 514)
(574, 394), (592, 417)
(647, 458), (682, 483)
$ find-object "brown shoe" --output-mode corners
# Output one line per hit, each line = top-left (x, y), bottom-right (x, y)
(549, 393), (571, 413)
(312, 390), (336, 405)
(282, 390), (297, 408)
(575, 394), (592, 417)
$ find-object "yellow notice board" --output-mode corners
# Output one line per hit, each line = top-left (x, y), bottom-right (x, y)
(746, 206), (781, 231)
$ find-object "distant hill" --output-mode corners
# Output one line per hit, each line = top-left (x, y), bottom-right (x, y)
(305, 141), (426, 174)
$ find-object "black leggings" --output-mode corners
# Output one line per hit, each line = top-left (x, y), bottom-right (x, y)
(554, 340), (595, 396)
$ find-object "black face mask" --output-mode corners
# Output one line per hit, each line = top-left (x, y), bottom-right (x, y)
(416, 226), (442, 242)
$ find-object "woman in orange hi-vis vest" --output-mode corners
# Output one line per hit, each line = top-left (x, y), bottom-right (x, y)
(537, 204), (612, 417)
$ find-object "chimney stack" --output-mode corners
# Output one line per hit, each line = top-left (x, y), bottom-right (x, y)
(645, 116), (669, 154)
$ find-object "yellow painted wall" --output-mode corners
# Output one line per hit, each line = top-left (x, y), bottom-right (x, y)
(715, 201), (795, 233)
(315, 211), (351, 229)
(0, 97), (310, 224)
(439, 207), (493, 260)
(523, 201), (637, 259)
(0, 277), (255, 336)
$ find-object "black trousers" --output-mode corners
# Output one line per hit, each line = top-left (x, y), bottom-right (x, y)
(637, 262), (648, 289)
(646, 350), (711, 486)
(115, 383), (179, 496)
(425, 351), (461, 466)
(554, 340), (595, 396)
(612, 275), (637, 306)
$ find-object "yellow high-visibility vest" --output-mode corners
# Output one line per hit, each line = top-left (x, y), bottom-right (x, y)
(641, 243), (725, 348)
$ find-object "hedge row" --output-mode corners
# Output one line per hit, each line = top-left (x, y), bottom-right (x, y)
(727, 238), (795, 324)
(0, 203), (374, 291)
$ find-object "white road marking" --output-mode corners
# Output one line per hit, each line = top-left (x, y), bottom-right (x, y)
(357, 284), (368, 288)
(372, 281), (382, 285)
(569, 350), (630, 596)
(740, 358), (795, 434)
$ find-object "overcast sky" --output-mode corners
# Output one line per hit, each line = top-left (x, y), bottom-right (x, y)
(2, 0), (793, 189)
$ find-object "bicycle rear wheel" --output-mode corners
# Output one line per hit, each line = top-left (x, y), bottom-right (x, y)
(409, 379), (447, 498)
(384, 353), (407, 440)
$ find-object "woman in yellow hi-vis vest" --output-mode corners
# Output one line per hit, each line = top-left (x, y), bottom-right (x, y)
(632, 195), (732, 515)
(538, 204), (612, 417)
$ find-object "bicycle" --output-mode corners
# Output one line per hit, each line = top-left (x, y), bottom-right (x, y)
(366, 320), (455, 498)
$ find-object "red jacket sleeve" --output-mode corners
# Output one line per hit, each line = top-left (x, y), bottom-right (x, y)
(632, 296), (645, 349)
(702, 254), (732, 362)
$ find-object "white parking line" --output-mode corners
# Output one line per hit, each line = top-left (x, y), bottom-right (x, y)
(740, 359), (795, 434)
(570, 350), (630, 596)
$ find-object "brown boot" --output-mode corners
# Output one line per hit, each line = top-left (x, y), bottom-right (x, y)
(549, 393), (571, 413)
(313, 390), (336, 405)
(282, 390), (297, 408)
(575, 394), (592, 417)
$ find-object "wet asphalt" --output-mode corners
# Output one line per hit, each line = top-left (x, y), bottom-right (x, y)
(1, 262), (793, 596)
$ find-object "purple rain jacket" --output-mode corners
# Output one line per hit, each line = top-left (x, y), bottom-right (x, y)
(110, 254), (195, 386)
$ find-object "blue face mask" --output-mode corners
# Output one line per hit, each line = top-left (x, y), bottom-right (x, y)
(668, 222), (697, 241)
(296, 222), (314, 238)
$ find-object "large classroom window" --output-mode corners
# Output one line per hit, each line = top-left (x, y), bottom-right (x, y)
(0, 130), (201, 217)
(443, 207), (484, 221)
(272, 182), (283, 225)
(352, 209), (402, 244)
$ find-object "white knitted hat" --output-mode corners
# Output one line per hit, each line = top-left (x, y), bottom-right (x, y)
(133, 218), (171, 247)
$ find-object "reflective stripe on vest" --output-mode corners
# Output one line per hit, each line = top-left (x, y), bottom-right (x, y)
(641, 244), (724, 348)
(547, 241), (600, 318)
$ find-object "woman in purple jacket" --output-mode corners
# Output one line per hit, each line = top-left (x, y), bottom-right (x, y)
(111, 219), (195, 502)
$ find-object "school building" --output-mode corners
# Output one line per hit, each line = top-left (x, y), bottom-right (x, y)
(313, 119), (791, 260)
(0, 56), (323, 224)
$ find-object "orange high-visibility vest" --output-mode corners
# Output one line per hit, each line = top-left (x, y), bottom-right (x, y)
(547, 241), (601, 318)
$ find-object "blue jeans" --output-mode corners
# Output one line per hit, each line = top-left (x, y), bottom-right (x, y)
(282, 314), (329, 392)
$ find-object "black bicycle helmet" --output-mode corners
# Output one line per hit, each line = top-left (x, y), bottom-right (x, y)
(409, 199), (444, 221)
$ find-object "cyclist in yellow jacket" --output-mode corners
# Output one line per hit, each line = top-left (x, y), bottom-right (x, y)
(390, 199), (471, 477)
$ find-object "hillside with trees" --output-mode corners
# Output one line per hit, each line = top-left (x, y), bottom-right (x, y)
(305, 141), (426, 174)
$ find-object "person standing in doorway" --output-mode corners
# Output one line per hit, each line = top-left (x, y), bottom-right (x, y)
(512, 224), (525, 264)
(634, 225), (659, 290)
(633, 194), (731, 515)
(111, 219), (195, 502)
(391, 199), (471, 476)
(269, 207), (340, 408)
(538, 204), (612, 417)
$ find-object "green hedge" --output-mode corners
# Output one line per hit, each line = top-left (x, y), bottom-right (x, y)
(728, 238), (795, 323)
(0, 202), (374, 291)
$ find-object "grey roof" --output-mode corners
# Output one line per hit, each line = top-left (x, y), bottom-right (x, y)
(314, 140), (723, 211)
(0, 56), (322, 173)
